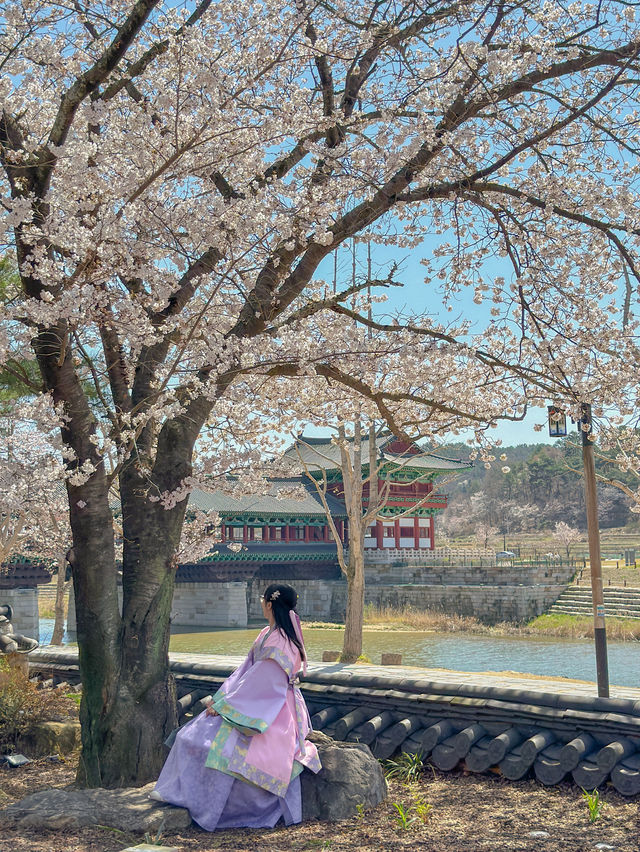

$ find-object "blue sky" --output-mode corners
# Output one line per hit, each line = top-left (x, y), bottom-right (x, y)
(318, 236), (558, 447)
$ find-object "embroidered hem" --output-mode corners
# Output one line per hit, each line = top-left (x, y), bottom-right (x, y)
(211, 696), (268, 735)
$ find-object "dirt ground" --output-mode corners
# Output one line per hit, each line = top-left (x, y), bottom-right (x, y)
(0, 755), (638, 852)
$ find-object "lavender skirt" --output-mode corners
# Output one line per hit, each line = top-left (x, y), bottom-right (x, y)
(153, 711), (301, 831)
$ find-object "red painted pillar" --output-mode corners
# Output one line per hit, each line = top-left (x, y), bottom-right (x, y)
(304, 525), (310, 542)
(430, 516), (435, 550)
(323, 525), (329, 542)
(284, 525), (290, 543)
(376, 520), (384, 550)
(413, 516), (420, 549)
(263, 525), (269, 542)
(394, 517), (400, 549)
(243, 524), (248, 543)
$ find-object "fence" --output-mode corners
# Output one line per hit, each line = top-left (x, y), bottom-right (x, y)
(366, 546), (496, 563)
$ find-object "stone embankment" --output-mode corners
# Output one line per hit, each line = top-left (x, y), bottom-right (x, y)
(549, 586), (640, 619)
(65, 556), (574, 629)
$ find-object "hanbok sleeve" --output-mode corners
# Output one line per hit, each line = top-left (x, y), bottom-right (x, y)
(210, 658), (290, 736)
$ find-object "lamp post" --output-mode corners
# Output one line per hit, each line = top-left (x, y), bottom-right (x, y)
(579, 403), (609, 698)
(547, 404), (609, 698)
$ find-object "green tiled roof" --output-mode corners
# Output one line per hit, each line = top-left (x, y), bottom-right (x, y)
(199, 549), (338, 562)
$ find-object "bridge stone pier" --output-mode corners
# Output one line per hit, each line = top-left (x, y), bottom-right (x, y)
(67, 581), (248, 631)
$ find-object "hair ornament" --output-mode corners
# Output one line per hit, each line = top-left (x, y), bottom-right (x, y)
(270, 590), (281, 601)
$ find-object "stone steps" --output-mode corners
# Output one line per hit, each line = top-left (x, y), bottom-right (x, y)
(550, 607), (640, 619)
(549, 586), (640, 619)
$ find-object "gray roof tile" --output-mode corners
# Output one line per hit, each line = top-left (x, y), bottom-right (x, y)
(188, 478), (347, 518)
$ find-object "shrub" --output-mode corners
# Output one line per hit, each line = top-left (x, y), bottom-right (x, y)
(0, 660), (75, 750)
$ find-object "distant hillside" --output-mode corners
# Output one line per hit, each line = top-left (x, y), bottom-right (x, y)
(432, 440), (635, 534)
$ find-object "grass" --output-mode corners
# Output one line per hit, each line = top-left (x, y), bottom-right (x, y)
(38, 602), (56, 619)
(383, 751), (425, 784)
(37, 589), (69, 620)
(363, 603), (490, 633)
(527, 612), (640, 640)
(440, 525), (640, 555)
(307, 605), (640, 642)
(581, 788), (604, 823)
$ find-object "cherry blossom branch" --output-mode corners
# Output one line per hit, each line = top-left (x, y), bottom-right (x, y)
(49, 0), (159, 150)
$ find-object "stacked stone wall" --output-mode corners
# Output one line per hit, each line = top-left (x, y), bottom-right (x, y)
(248, 576), (569, 625)
(61, 560), (574, 635)
(364, 560), (574, 587)
(171, 582), (247, 627)
(67, 581), (248, 631)
(361, 583), (568, 624)
(0, 588), (39, 640)
(247, 578), (339, 623)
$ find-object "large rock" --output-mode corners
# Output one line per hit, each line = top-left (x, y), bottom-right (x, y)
(301, 730), (387, 821)
(0, 732), (386, 832)
(0, 783), (190, 833)
(20, 720), (81, 756)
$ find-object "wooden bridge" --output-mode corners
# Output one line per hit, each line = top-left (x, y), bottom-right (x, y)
(29, 647), (640, 797)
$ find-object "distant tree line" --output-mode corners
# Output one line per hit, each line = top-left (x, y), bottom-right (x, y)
(438, 440), (635, 541)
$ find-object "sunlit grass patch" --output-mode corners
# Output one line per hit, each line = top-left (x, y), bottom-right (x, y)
(528, 612), (640, 640)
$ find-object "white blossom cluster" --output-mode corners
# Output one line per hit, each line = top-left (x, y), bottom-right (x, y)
(1, 0), (640, 561)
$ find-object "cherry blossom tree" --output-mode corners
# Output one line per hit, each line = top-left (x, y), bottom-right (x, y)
(552, 520), (581, 559)
(0, 402), (72, 641)
(474, 521), (499, 550)
(2, 0), (640, 786)
(294, 420), (457, 662)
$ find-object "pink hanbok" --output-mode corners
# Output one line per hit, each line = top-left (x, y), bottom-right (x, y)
(153, 625), (321, 830)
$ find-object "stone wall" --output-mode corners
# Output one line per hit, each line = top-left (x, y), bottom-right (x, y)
(171, 582), (247, 628)
(247, 578), (341, 623)
(62, 560), (574, 637)
(361, 582), (569, 624)
(0, 587), (39, 640)
(364, 559), (575, 587)
(248, 576), (568, 625)
(67, 581), (248, 632)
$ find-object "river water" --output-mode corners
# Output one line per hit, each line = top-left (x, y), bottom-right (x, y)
(39, 619), (639, 688)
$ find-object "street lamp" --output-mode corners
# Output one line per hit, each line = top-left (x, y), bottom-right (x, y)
(547, 406), (567, 437)
(548, 403), (609, 698)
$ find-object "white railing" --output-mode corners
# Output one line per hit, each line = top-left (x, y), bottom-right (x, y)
(365, 546), (495, 563)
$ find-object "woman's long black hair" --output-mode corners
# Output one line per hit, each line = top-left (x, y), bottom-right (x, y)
(263, 583), (305, 661)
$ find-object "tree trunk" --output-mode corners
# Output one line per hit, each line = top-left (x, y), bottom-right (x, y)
(341, 541), (365, 663)
(73, 482), (184, 788)
(50, 552), (68, 645)
(75, 405), (210, 788)
(70, 478), (122, 788)
(18, 235), (209, 788)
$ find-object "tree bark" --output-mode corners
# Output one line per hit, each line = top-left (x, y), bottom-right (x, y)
(340, 544), (365, 663)
(73, 473), (186, 788)
(339, 421), (365, 663)
(50, 552), (68, 646)
(76, 402), (212, 788)
(26, 312), (209, 787)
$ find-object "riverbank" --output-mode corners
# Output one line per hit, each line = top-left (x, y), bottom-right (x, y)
(306, 604), (640, 641)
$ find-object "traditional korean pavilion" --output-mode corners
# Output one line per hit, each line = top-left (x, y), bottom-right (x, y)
(284, 434), (471, 551)
(187, 434), (470, 560)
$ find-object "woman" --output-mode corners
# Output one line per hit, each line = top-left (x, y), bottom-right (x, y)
(151, 583), (321, 830)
